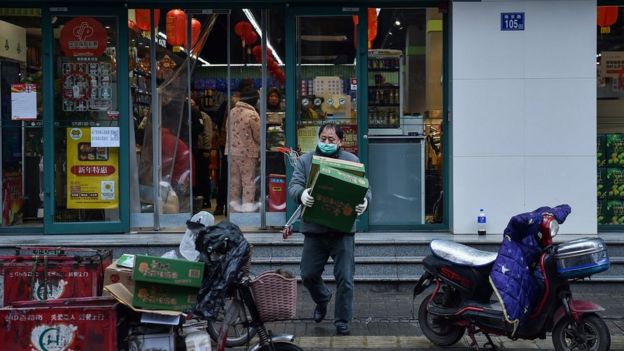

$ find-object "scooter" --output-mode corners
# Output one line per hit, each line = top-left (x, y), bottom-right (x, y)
(413, 207), (611, 351)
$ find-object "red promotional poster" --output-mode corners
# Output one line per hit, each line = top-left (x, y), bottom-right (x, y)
(340, 124), (358, 156)
(59, 17), (108, 57)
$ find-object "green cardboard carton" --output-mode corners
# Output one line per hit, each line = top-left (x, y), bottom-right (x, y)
(307, 155), (365, 187)
(132, 281), (198, 311)
(598, 167), (607, 200)
(133, 255), (205, 288)
(598, 134), (607, 167)
(606, 168), (624, 199)
(303, 164), (369, 233)
(606, 133), (624, 166)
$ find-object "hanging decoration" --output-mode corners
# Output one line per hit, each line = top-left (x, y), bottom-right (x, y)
(352, 8), (378, 49)
(251, 44), (285, 85)
(597, 6), (619, 34)
(234, 21), (254, 47)
(135, 9), (160, 33)
(191, 18), (201, 53)
(166, 9), (187, 52)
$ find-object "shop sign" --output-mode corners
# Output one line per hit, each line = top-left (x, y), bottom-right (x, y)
(59, 17), (107, 57)
(11, 84), (37, 120)
(500, 12), (525, 31)
(66, 127), (119, 209)
(0, 20), (26, 62)
(601, 51), (624, 78)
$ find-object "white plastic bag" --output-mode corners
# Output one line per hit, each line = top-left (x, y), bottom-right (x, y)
(179, 211), (215, 261)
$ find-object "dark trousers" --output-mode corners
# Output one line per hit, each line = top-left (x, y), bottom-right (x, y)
(216, 148), (228, 210)
(300, 233), (355, 324)
(193, 149), (211, 206)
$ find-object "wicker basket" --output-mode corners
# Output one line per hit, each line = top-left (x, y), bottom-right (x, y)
(250, 271), (297, 321)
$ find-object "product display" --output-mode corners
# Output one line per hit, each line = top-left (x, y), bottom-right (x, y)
(368, 49), (402, 132)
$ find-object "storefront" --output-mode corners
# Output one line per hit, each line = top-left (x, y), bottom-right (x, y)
(0, 1), (449, 234)
(0, 1), (612, 236)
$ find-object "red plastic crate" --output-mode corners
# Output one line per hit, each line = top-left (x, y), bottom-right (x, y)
(0, 247), (112, 306)
(0, 296), (118, 351)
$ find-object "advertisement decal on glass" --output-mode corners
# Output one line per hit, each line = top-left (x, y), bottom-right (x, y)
(66, 128), (119, 209)
(59, 17), (107, 57)
(62, 61), (112, 111)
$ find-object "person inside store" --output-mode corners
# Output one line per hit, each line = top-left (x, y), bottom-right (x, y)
(190, 98), (214, 209)
(161, 101), (195, 212)
(267, 87), (283, 112)
(287, 122), (372, 336)
(213, 79), (256, 215)
(226, 85), (261, 213)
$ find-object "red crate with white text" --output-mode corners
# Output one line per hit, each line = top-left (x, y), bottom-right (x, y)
(0, 296), (119, 351)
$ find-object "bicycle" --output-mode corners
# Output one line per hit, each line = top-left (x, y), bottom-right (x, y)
(193, 220), (303, 351)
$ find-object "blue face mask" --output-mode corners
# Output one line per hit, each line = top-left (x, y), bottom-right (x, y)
(318, 142), (338, 155)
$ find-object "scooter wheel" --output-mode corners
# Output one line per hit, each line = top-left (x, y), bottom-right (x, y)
(552, 313), (610, 351)
(418, 294), (465, 346)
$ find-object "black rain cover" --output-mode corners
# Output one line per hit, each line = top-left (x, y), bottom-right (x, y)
(193, 220), (250, 319)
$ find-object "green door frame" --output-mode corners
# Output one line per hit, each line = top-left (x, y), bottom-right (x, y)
(42, 6), (130, 234)
(284, 6), (370, 231)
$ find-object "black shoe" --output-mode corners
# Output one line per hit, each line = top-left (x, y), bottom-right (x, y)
(335, 322), (350, 336)
(313, 303), (327, 323)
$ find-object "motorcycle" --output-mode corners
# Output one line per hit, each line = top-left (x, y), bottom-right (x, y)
(413, 206), (611, 351)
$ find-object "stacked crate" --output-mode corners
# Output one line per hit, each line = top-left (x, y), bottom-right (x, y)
(601, 134), (624, 224)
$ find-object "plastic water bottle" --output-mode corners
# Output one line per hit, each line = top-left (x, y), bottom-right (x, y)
(477, 209), (487, 235)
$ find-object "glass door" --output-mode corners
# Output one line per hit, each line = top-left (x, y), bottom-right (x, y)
(286, 7), (368, 230)
(43, 7), (129, 233)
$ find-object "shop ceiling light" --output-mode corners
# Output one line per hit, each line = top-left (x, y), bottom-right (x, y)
(394, 20), (401, 26)
(243, 9), (284, 65)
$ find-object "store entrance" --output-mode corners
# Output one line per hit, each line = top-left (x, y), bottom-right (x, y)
(44, 8), (130, 233)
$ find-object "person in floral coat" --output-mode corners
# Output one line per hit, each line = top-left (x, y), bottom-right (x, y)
(226, 86), (260, 212)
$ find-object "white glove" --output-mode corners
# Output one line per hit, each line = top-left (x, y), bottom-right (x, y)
(300, 188), (314, 207)
(355, 197), (368, 216)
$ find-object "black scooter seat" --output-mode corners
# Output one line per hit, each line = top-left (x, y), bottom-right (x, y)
(430, 239), (497, 267)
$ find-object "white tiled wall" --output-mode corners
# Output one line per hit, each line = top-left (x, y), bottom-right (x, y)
(451, 0), (597, 234)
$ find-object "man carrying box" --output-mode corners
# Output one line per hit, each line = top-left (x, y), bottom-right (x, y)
(288, 122), (372, 336)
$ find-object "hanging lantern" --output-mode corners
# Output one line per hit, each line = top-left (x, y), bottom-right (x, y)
(135, 9), (160, 32)
(166, 9), (187, 52)
(191, 18), (201, 50)
(243, 30), (258, 46)
(597, 6), (619, 34)
(128, 20), (139, 32)
(367, 8), (378, 48)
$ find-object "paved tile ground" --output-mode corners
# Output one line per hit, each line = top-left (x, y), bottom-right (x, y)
(234, 282), (624, 350)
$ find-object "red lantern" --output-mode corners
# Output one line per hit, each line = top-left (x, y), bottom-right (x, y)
(367, 8), (378, 48)
(234, 21), (253, 37)
(252, 45), (262, 59)
(191, 18), (201, 48)
(243, 31), (258, 46)
(166, 9), (187, 51)
(135, 9), (160, 32)
(598, 6), (619, 34)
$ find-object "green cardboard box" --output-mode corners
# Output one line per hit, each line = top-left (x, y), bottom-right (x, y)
(133, 255), (205, 288)
(598, 199), (607, 225)
(606, 200), (624, 224)
(598, 134), (607, 167)
(132, 281), (198, 311)
(598, 167), (607, 200)
(303, 164), (369, 233)
(606, 133), (624, 166)
(307, 155), (366, 187)
(606, 168), (624, 199)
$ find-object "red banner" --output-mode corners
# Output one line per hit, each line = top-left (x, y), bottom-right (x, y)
(340, 124), (358, 156)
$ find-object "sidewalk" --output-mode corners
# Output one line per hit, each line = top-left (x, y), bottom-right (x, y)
(256, 282), (624, 350)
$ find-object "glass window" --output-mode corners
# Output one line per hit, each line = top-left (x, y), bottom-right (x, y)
(0, 9), (43, 228)
(367, 8), (444, 226)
